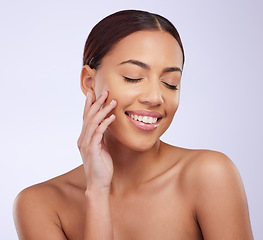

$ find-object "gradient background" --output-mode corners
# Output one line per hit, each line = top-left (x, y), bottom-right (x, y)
(1, 0), (262, 239)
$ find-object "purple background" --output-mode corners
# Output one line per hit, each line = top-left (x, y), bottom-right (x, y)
(1, 0), (262, 239)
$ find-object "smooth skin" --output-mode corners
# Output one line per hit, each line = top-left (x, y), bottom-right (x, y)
(13, 30), (254, 240)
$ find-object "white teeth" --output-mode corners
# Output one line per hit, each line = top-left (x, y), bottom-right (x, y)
(129, 114), (158, 124)
(142, 116), (148, 123)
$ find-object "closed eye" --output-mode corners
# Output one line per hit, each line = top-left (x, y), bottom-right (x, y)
(124, 76), (178, 90)
(123, 76), (143, 82)
(162, 81), (179, 90)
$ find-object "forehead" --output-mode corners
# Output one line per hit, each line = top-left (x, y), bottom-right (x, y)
(101, 30), (183, 68)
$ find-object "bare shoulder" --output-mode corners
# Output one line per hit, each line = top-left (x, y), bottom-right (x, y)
(13, 165), (85, 240)
(177, 148), (245, 207)
(15, 176), (64, 204)
(180, 149), (239, 184)
(14, 165), (85, 212)
(162, 143), (236, 180)
(175, 148), (253, 239)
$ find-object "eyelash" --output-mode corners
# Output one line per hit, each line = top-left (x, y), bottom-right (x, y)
(123, 76), (178, 90)
(123, 76), (143, 82)
(162, 82), (179, 90)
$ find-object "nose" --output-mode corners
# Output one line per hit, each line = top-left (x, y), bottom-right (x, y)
(138, 80), (164, 106)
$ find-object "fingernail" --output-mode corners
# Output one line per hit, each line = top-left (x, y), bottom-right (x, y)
(110, 114), (115, 119)
(110, 100), (116, 105)
(101, 90), (107, 96)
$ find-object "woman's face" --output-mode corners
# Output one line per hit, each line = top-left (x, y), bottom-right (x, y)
(91, 30), (183, 151)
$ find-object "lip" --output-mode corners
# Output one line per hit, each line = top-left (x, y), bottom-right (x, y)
(125, 110), (163, 132)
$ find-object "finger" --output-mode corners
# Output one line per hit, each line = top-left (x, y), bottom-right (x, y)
(79, 91), (108, 146)
(78, 92), (93, 147)
(91, 99), (117, 127)
(82, 92), (93, 120)
(83, 100), (117, 145)
(89, 114), (116, 147)
(84, 90), (108, 121)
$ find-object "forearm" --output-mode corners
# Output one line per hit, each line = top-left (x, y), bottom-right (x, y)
(83, 189), (114, 240)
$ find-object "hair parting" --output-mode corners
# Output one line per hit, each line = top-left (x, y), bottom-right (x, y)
(83, 10), (185, 70)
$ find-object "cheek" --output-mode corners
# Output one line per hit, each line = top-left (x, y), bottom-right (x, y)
(106, 80), (139, 106)
(165, 92), (180, 115)
(94, 71), (128, 103)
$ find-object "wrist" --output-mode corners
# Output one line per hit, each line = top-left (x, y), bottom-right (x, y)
(85, 186), (111, 198)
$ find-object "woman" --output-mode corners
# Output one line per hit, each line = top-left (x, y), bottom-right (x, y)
(13, 10), (253, 240)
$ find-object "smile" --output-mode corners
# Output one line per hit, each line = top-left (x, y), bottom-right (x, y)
(125, 110), (163, 132)
(129, 114), (158, 124)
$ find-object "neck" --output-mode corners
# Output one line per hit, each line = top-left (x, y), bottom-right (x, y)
(103, 131), (163, 195)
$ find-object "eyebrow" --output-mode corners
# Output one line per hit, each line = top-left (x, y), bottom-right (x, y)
(119, 59), (182, 74)
(163, 67), (182, 74)
(119, 59), (150, 70)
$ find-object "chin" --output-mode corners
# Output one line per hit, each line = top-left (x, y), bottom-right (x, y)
(105, 125), (161, 152)
(127, 139), (160, 152)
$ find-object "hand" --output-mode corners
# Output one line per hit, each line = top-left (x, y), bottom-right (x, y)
(77, 90), (117, 192)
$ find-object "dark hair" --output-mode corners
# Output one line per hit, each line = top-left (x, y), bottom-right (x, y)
(83, 10), (185, 69)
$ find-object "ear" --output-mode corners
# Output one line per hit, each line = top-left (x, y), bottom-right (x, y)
(80, 65), (96, 101)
